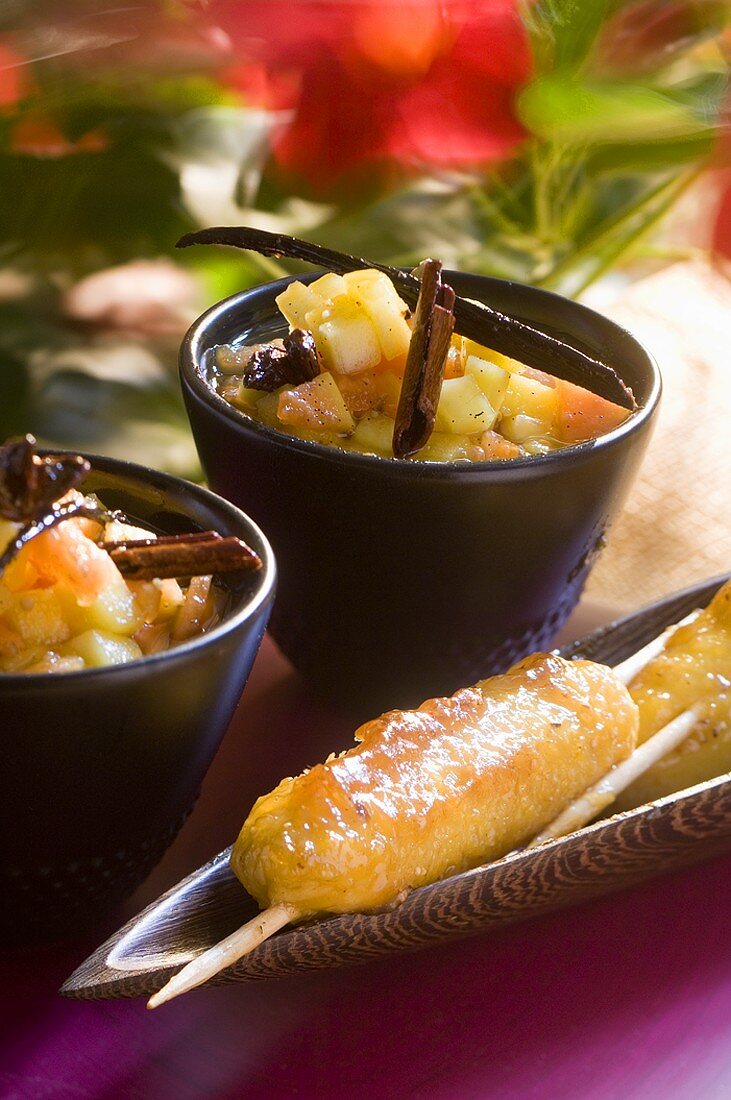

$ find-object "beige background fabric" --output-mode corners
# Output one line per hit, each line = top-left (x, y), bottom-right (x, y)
(583, 259), (731, 610)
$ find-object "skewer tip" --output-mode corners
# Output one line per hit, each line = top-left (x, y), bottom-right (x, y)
(146, 902), (298, 1008)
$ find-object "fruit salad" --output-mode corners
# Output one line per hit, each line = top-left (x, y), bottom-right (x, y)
(0, 500), (227, 674)
(210, 268), (631, 462)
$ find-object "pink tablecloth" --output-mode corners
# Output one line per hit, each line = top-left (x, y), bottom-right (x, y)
(3, 623), (731, 1100)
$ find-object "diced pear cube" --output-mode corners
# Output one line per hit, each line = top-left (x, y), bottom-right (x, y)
(500, 372), (558, 429)
(342, 268), (383, 289)
(156, 578), (185, 619)
(311, 302), (383, 375)
(215, 344), (251, 375)
(523, 437), (559, 455)
(253, 389), (282, 428)
(500, 413), (547, 445)
(462, 339), (525, 373)
(414, 432), (472, 462)
(435, 375), (498, 436)
(128, 580), (161, 623)
(277, 372), (355, 434)
(349, 412), (394, 457)
(59, 571), (143, 637)
(309, 272), (348, 301)
(103, 518), (155, 543)
(2, 588), (70, 650)
(275, 280), (322, 329)
(342, 271), (412, 361)
(232, 385), (262, 410)
(63, 629), (143, 668)
(465, 355), (510, 412)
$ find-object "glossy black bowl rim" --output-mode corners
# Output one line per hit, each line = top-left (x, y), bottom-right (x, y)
(0, 451), (276, 687)
(180, 270), (662, 478)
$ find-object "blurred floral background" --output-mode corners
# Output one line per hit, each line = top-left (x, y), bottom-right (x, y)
(0, 0), (729, 477)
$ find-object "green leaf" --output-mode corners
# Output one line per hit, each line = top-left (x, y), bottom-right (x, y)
(522, 0), (620, 75)
(517, 76), (717, 144)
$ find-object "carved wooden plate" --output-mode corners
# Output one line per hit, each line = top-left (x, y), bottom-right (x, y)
(62, 574), (731, 1000)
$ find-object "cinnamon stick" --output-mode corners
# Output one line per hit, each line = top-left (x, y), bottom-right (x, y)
(392, 263), (455, 458)
(101, 531), (222, 551)
(103, 532), (262, 581)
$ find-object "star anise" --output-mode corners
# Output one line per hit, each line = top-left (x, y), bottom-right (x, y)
(0, 436), (113, 574)
(0, 435), (90, 523)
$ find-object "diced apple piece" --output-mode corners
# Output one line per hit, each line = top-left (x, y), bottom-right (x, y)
(25, 653), (86, 674)
(253, 390), (282, 428)
(156, 578), (185, 619)
(310, 301), (383, 375)
(128, 580), (161, 623)
(500, 372), (558, 431)
(278, 372), (355, 434)
(128, 578), (183, 624)
(215, 344), (252, 375)
(500, 413), (548, 445)
(1, 588), (70, 650)
(275, 280), (322, 328)
(414, 432), (472, 462)
(523, 438), (560, 455)
(234, 382), (262, 409)
(63, 629), (143, 668)
(462, 339), (525, 373)
(342, 270), (412, 361)
(88, 576), (142, 635)
(342, 268), (383, 287)
(435, 375), (498, 436)
(465, 355), (510, 412)
(309, 272), (348, 301)
(103, 518), (156, 543)
(554, 378), (630, 444)
(349, 412), (394, 457)
(63, 575), (143, 636)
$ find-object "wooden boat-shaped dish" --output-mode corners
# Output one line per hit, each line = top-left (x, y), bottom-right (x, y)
(63, 574), (731, 1000)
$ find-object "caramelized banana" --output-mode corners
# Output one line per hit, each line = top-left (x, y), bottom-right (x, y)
(616, 580), (731, 810)
(233, 653), (638, 915)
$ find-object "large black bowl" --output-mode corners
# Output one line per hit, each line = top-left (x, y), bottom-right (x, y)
(0, 455), (276, 940)
(180, 271), (660, 711)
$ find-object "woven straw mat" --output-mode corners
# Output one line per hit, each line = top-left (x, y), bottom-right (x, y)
(584, 259), (731, 611)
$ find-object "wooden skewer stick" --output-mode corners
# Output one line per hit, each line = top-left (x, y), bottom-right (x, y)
(147, 608), (708, 1008)
(526, 705), (702, 847)
(527, 611), (704, 848)
(612, 610), (699, 685)
(147, 903), (298, 1009)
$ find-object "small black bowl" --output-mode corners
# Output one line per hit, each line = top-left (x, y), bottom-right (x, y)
(0, 454), (276, 941)
(180, 271), (660, 711)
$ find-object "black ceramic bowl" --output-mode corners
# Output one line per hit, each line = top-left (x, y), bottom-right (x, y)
(180, 271), (660, 711)
(0, 454), (275, 941)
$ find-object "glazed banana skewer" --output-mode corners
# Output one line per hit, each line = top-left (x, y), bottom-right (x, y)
(531, 609), (703, 844)
(148, 607), (716, 1007)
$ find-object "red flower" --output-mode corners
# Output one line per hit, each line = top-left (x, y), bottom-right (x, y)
(0, 39), (30, 111)
(10, 114), (108, 157)
(211, 0), (531, 199)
